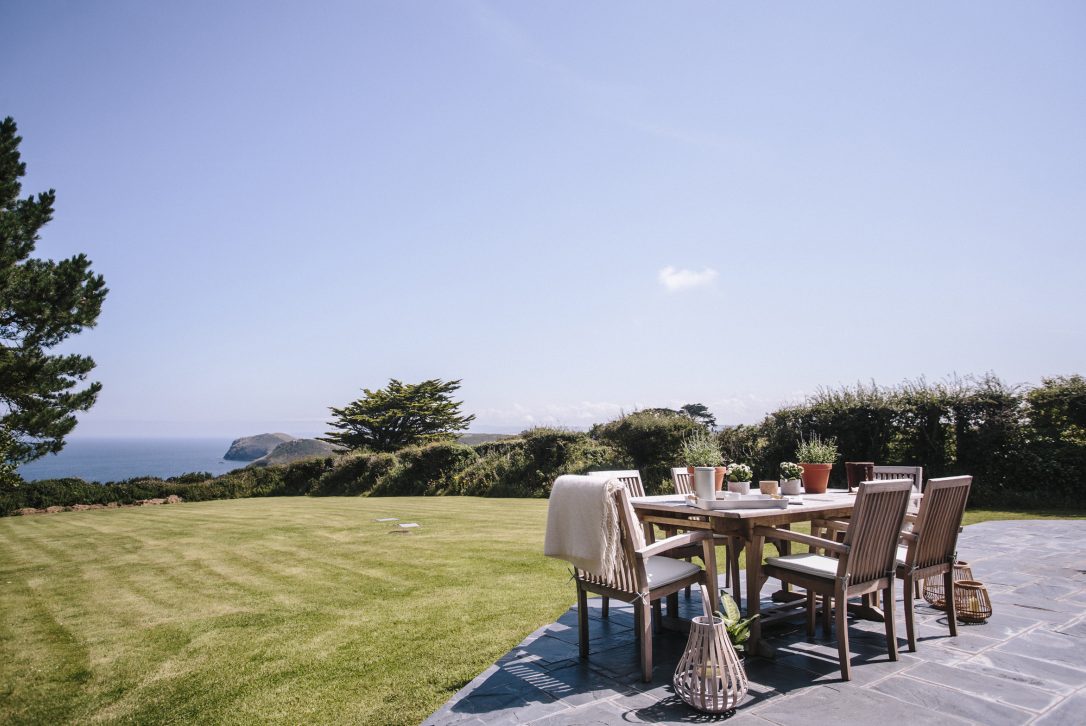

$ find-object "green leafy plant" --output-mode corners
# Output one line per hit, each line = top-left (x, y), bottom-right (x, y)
(717, 591), (758, 653)
(779, 461), (804, 480)
(679, 430), (723, 467)
(726, 463), (752, 482)
(795, 434), (839, 464)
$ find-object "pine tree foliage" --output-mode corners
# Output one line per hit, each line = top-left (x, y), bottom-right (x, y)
(322, 378), (475, 452)
(0, 117), (108, 472)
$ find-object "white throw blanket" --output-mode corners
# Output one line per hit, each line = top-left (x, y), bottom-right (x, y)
(544, 475), (624, 579)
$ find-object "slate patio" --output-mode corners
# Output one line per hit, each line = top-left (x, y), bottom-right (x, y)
(424, 520), (1086, 725)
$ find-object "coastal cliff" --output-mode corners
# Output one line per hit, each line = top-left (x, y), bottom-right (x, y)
(224, 433), (296, 461)
(248, 439), (340, 467)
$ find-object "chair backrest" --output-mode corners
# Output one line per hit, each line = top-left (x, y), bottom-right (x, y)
(589, 469), (646, 497)
(841, 479), (913, 585)
(671, 467), (694, 495)
(873, 465), (923, 493)
(575, 481), (646, 593)
(907, 476), (972, 571)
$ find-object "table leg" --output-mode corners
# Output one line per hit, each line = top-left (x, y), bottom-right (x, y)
(728, 536), (742, 609)
(746, 530), (765, 654)
(701, 536), (719, 615)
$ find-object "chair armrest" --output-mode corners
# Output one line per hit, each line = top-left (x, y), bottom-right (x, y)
(636, 530), (712, 559)
(753, 526), (849, 556)
(810, 518), (850, 534)
(899, 531), (918, 544)
(903, 513), (918, 525)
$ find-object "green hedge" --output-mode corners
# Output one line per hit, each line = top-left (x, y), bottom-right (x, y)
(592, 411), (701, 494)
(454, 428), (626, 497)
(720, 375), (1086, 507)
(5, 374), (1083, 514)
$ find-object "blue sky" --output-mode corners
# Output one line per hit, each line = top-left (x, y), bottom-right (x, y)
(2, 1), (1084, 438)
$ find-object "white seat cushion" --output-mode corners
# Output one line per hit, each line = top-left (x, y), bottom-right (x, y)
(765, 553), (839, 579)
(645, 556), (701, 589)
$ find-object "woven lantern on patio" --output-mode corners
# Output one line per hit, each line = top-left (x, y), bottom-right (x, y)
(674, 586), (748, 714)
(953, 580), (993, 623)
(923, 561), (973, 609)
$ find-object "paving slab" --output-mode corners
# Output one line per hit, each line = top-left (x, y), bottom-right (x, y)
(424, 520), (1086, 725)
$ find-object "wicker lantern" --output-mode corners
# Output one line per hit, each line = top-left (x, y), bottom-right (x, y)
(674, 587), (748, 714)
(954, 580), (993, 623)
(923, 561), (973, 610)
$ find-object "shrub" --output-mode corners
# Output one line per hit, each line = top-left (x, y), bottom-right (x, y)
(371, 442), (478, 496)
(592, 411), (700, 494)
(313, 452), (399, 496)
(456, 428), (626, 497)
(679, 430), (723, 467)
(795, 435), (839, 464)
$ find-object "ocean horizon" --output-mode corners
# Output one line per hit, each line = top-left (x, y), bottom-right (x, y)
(16, 438), (247, 483)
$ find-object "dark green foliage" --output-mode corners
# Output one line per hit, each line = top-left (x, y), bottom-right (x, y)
(1020, 376), (1086, 506)
(371, 442), (477, 496)
(312, 451), (399, 496)
(680, 403), (717, 429)
(592, 411), (700, 494)
(1028, 375), (1086, 444)
(455, 428), (626, 497)
(0, 117), (108, 470)
(168, 472), (215, 484)
(322, 378), (475, 452)
(6, 374), (1084, 514)
(277, 457), (336, 495)
(731, 375), (1084, 507)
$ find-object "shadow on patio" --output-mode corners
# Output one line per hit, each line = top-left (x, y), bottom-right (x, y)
(425, 521), (1086, 725)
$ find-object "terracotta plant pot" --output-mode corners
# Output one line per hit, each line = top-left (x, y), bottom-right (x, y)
(714, 466), (727, 490)
(799, 463), (832, 494)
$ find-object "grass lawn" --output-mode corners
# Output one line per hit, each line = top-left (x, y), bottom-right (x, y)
(0, 497), (570, 725)
(1, 497), (1083, 724)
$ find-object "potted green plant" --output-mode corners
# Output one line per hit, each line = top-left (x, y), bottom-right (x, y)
(726, 463), (753, 494)
(779, 461), (804, 495)
(795, 435), (839, 494)
(717, 590), (758, 655)
(680, 430), (726, 495)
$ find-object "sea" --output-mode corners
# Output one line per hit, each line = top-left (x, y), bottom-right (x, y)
(16, 438), (246, 483)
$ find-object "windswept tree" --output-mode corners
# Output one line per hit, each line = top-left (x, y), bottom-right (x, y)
(680, 403), (717, 429)
(1, 117), (108, 477)
(322, 378), (475, 452)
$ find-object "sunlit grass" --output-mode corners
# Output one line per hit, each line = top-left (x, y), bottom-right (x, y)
(0, 497), (569, 725)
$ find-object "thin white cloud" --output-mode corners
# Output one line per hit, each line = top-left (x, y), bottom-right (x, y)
(658, 266), (718, 292)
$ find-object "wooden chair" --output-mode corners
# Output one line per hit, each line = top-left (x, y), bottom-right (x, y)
(873, 465), (923, 493)
(589, 469), (645, 497)
(897, 475), (972, 652)
(669, 466), (746, 604)
(572, 481), (714, 681)
(591, 470), (703, 614)
(670, 466), (694, 495)
(753, 479), (913, 681)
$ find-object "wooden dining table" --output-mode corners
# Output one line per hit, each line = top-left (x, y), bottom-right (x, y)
(630, 490), (870, 655)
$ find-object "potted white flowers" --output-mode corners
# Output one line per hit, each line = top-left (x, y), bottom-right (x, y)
(779, 462), (804, 495)
(726, 463), (753, 494)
